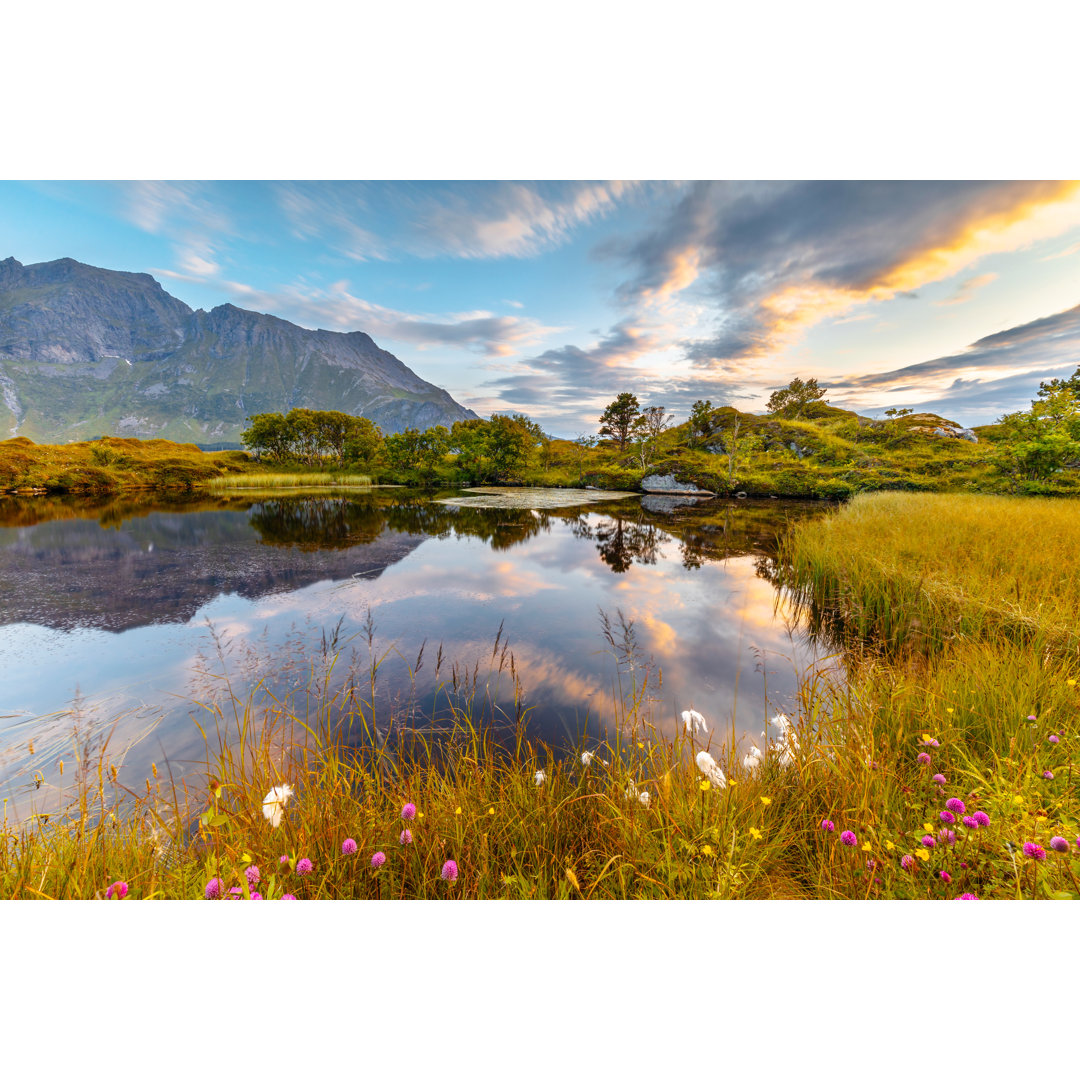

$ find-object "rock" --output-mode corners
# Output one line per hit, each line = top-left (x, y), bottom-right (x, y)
(913, 424), (978, 443)
(641, 493), (713, 514)
(735, 491), (747, 498)
(640, 473), (713, 495)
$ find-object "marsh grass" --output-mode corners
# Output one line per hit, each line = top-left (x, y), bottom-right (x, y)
(206, 472), (373, 491)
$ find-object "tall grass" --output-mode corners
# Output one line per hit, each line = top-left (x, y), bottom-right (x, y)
(207, 472), (373, 491)
(781, 491), (1080, 655)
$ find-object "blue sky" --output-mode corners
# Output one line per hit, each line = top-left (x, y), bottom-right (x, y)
(3, 179), (1080, 436)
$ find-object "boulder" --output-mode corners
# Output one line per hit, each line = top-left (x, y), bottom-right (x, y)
(641, 493), (713, 514)
(640, 473), (713, 495)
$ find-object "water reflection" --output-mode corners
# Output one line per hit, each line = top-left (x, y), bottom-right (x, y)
(0, 491), (836, 809)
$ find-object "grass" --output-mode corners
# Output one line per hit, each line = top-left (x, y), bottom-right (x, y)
(206, 472), (373, 491)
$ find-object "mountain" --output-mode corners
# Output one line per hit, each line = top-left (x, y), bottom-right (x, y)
(0, 256), (479, 444)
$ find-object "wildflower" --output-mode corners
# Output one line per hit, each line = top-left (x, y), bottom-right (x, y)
(866, 858), (877, 870)
(261, 784), (294, 829)
(105, 881), (128, 899)
(915, 848), (930, 862)
(487, 807), (495, 816)
(958, 893), (979, 900)
(681, 709), (708, 735)
(341, 838), (358, 856)
(581, 751), (594, 767)
(962, 816), (979, 829)
(1049, 837), (1069, 853)
(400, 829), (413, 845)
(1067, 679), (1077, 688)
(742, 745), (763, 771)
(945, 798), (965, 814)
(917, 752), (931, 765)
(245, 865), (261, 888)
(279, 854), (290, 864)
(296, 857), (314, 875)
(441, 859), (459, 882)
(534, 769), (546, 786)
(638, 791), (651, 807)
(204, 877), (224, 900)
(861, 841), (872, 853)
(695, 750), (727, 789)
(281, 894), (297, 900)
(932, 774), (946, 785)
(885, 840), (896, 851)
(973, 811), (991, 827)
(840, 830), (857, 847)
(1042, 770), (1054, 780)
(940, 810), (955, 825)
(228, 887), (243, 898)
(1013, 795), (1024, 805)
(1048, 735), (1060, 744)
(1022, 842), (1046, 861)
(748, 827), (763, 840)
(701, 844), (714, 856)
(939, 871), (951, 884)
(921, 835), (936, 848)
(401, 803), (417, 821)
(250, 892), (264, 900)
(901, 854), (915, 870)
(820, 819), (835, 832)
(455, 807), (462, 815)
(1027, 715), (1037, 722)
(938, 829), (957, 845)
(760, 796), (772, 807)
(371, 852), (386, 869)
(920, 734), (939, 746)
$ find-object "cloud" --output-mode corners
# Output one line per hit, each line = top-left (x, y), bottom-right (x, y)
(602, 180), (1080, 366)
(274, 180), (641, 260)
(826, 301), (1080, 421)
(156, 270), (555, 358)
(935, 272), (998, 306)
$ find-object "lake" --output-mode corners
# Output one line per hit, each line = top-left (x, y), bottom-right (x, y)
(0, 488), (835, 813)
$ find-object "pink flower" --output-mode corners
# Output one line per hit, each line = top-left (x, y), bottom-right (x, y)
(866, 858), (877, 870)
(958, 893), (978, 900)
(296, 857), (313, 876)
(250, 892), (264, 900)
(1048, 734), (1059, 744)
(1049, 837), (1069, 853)
(399, 829), (413, 845)
(279, 854), (289, 864)
(401, 803), (417, 821)
(1027, 715), (1037, 721)
(1022, 842), (1046, 861)
(441, 859), (459, 882)
(939, 870), (951, 884)
(940, 810), (955, 824)
(962, 816), (979, 829)
(341, 837), (358, 855)
(1042, 770), (1054, 780)
(921, 835), (936, 848)
(371, 851), (386, 868)
(204, 877), (224, 900)
(945, 798), (965, 814)
(281, 893), (297, 900)
(839, 830), (857, 847)
(820, 819), (835, 832)
(932, 774), (946, 785)
(973, 811), (990, 827)
(917, 752), (931, 765)
(105, 881), (128, 899)
(938, 828), (957, 845)
(901, 854), (915, 870)
(245, 865), (261, 888)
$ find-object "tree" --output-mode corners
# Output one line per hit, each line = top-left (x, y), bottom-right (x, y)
(242, 412), (293, 461)
(992, 382), (1080, 488)
(343, 416), (384, 466)
(688, 399), (716, 442)
(766, 377), (829, 419)
(598, 393), (641, 450)
(628, 405), (674, 469)
(884, 407), (914, 419)
(485, 414), (533, 479)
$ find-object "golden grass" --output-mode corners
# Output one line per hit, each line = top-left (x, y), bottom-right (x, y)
(206, 472), (373, 491)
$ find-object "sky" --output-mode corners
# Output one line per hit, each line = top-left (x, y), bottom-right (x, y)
(2, 179), (1080, 437)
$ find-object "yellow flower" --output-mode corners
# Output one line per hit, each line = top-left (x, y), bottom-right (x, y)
(760, 796), (772, 806)
(728, 779), (738, 787)
(699, 780), (711, 792)
(1012, 795), (1024, 806)
(487, 807), (495, 815)
(921, 733), (936, 744)
(1067, 679), (1077, 688)
(637, 742), (645, 749)
(915, 848), (930, 862)
(861, 841), (872, 852)
(748, 827), (762, 840)
(701, 845), (714, 856)
(454, 807), (462, 815)
(946, 708), (954, 714)
(418, 811), (425, 819)
(885, 840), (896, 851)
(923, 822), (934, 833)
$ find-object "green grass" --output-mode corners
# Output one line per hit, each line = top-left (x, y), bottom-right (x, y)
(206, 472), (373, 490)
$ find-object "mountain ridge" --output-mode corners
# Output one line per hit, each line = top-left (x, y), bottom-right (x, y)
(0, 256), (479, 444)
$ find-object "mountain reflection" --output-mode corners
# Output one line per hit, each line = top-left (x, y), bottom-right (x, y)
(0, 491), (829, 633)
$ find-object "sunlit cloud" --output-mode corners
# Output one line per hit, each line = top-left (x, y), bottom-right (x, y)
(934, 272), (998, 306)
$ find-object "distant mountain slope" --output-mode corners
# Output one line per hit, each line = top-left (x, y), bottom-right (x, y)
(0, 256), (479, 443)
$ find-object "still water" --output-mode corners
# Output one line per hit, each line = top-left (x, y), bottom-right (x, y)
(0, 489), (835, 808)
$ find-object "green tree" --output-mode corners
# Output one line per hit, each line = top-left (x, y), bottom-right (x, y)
(343, 416), (384, 466)
(688, 399), (716, 442)
(241, 412), (293, 461)
(766, 377), (829, 419)
(598, 393), (641, 450)
(992, 382), (1080, 488)
(485, 414), (533, 479)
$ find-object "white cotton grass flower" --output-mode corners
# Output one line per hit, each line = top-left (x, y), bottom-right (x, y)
(261, 784), (294, 829)
(624, 780), (638, 801)
(581, 751), (594, 767)
(534, 769), (546, 786)
(742, 744), (764, 772)
(681, 709), (708, 735)
(695, 750), (727, 789)
(638, 790), (651, 808)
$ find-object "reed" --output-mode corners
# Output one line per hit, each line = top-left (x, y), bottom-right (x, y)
(206, 472), (373, 491)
